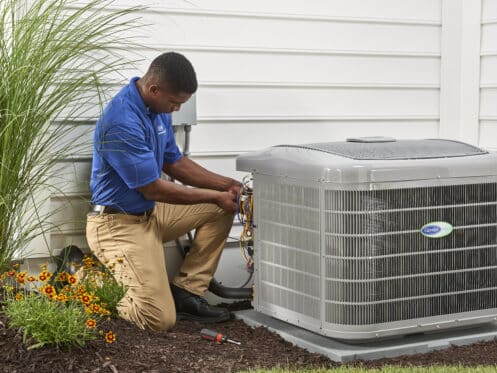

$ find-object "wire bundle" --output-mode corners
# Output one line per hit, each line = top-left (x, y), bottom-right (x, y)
(238, 176), (254, 271)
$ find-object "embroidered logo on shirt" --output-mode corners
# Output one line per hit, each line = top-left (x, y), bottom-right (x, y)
(156, 124), (166, 135)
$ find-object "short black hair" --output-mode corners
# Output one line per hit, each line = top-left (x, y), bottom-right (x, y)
(148, 52), (197, 94)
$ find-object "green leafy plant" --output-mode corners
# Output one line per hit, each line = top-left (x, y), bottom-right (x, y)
(0, 0), (141, 271)
(78, 255), (128, 319)
(4, 293), (96, 349)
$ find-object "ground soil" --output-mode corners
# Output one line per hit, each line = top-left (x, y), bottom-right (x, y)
(2, 301), (497, 372)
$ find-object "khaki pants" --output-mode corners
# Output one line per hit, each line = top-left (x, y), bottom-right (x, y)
(86, 202), (234, 331)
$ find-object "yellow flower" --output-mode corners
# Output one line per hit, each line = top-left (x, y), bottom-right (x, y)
(56, 294), (67, 302)
(105, 331), (116, 344)
(40, 284), (56, 298)
(27, 276), (36, 282)
(16, 271), (27, 284)
(55, 272), (68, 282)
(86, 319), (97, 329)
(15, 293), (23, 301)
(7, 269), (16, 277)
(85, 306), (93, 315)
(80, 294), (92, 305)
(38, 271), (52, 282)
(101, 308), (111, 316)
(12, 263), (20, 270)
(83, 256), (95, 268)
(68, 275), (78, 285)
(92, 304), (101, 313)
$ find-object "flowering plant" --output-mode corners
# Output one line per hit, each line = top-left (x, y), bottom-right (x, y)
(0, 258), (125, 349)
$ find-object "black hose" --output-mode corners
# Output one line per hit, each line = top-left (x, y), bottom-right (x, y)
(208, 277), (252, 299)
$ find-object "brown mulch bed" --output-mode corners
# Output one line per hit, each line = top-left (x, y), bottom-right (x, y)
(2, 300), (497, 372)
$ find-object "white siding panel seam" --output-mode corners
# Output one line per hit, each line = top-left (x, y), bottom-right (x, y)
(57, 157), (92, 162)
(198, 115), (439, 122)
(99, 7), (442, 26)
(481, 51), (497, 56)
(201, 82), (439, 89)
(136, 45), (441, 58)
(95, 80), (440, 88)
(67, 115), (441, 123)
(52, 230), (86, 235)
(51, 194), (89, 200)
(482, 18), (497, 25)
(95, 82), (441, 89)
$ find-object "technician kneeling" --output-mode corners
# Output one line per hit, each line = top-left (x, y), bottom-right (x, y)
(86, 52), (241, 330)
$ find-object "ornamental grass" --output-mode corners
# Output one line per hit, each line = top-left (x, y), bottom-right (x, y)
(0, 0), (141, 271)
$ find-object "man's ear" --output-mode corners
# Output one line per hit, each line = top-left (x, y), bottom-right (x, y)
(149, 84), (160, 96)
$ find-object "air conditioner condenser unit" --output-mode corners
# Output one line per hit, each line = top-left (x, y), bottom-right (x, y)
(236, 138), (497, 341)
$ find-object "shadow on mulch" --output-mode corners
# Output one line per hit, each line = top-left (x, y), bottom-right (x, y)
(2, 301), (497, 372)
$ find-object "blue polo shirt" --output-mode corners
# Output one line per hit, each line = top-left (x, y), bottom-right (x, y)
(90, 77), (183, 213)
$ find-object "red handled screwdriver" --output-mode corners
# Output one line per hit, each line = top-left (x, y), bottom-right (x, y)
(200, 328), (241, 345)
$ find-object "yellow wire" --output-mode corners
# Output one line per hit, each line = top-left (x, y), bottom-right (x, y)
(238, 187), (254, 265)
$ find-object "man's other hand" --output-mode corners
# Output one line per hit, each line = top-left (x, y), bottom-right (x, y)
(217, 191), (238, 213)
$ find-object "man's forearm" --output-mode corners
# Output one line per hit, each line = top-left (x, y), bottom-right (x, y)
(163, 157), (237, 191)
(138, 178), (220, 205)
(137, 178), (239, 213)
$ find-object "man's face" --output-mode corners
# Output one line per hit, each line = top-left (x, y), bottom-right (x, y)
(149, 83), (191, 114)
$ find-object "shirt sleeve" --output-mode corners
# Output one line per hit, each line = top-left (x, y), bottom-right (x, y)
(95, 120), (160, 189)
(163, 114), (183, 164)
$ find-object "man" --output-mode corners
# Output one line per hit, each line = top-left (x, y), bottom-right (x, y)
(86, 52), (241, 331)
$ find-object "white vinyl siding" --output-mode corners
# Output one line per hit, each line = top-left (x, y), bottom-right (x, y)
(29, 0), (491, 258)
(479, 0), (497, 150)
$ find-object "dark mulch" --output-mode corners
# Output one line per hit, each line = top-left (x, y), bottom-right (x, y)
(2, 300), (497, 372)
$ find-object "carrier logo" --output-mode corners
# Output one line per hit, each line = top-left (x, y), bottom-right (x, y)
(421, 222), (453, 238)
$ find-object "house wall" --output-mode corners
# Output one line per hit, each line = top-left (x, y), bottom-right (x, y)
(22, 1), (487, 277)
(480, 0), (497, 149)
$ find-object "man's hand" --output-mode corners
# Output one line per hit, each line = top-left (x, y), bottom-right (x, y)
(227, 179), (243, 197)
(216, 191), (238, 213)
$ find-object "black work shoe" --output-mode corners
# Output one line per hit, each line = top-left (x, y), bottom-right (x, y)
(171, 284), (231, 322)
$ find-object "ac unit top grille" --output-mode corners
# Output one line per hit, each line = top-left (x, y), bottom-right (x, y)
(276, 139), (487, 160)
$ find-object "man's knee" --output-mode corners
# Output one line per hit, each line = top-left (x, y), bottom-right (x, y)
(119, 295), (176, 331)
(146, 310), (176, 331)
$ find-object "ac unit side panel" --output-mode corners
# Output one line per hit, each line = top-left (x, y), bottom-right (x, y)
(324, 182), (497, 327)
(253, 175), (321, 326)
